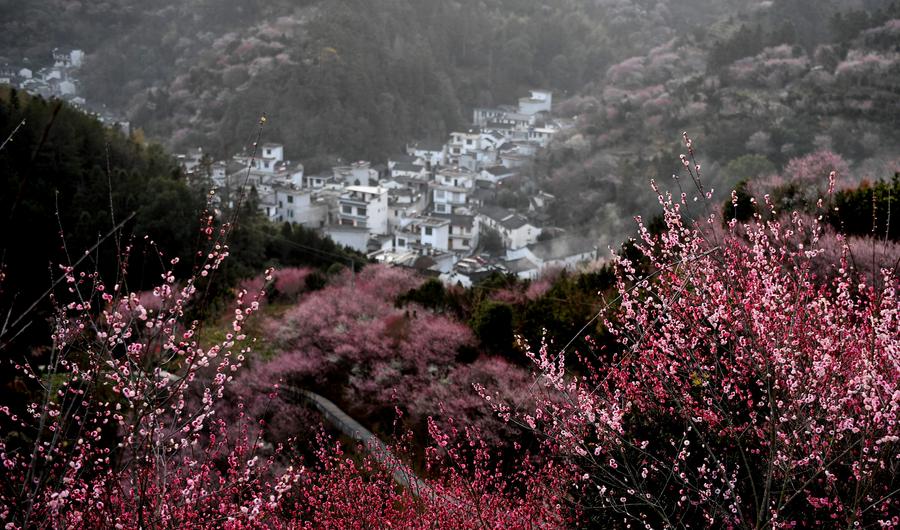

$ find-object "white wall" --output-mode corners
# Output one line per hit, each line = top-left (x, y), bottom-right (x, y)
(420, 222), (450, 251)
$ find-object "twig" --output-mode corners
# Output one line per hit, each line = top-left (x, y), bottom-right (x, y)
(0, 211), (136, 346)
(0, 118), (25, 152)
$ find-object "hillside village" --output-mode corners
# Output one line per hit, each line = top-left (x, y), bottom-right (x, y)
(0, 47), (129, 132)
(179, 90), (606, 286)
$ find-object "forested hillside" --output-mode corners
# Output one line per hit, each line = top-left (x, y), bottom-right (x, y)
(3, 0), (752, 167)
(2, 3), (900, 525)
(0, 90), (363, 350)
(534, 0), (900, 239)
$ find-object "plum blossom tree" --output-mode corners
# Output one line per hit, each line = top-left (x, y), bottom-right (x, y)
(0, 220), (564, 528)
(0, 215), (305, 528)
(503, 136), (900, 527)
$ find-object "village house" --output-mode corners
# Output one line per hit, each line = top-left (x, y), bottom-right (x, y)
(389, 161), (428, 180)
(439, 256), (503, 288)
(338, 185), (389, 235)
(505, 236), (599, 278)
(416, 217), (451, 251)
(323, 225), (370, 253)
(333, 161), (378, 187)
(274, 186), (327, 228)
(435, 213), (478, 253)
(406, 141), (446, 170)
(522, 126), (557, 147)
(431, 167), (476, 214)
(387, 186), (428, 229)
(501, 256), (541, 280)
(445, 128), (484, 166)
(518, 89), (553, 116)
(489, 113), (534, 131)
(473, 105), (516, 127)
(304, 172), (336, 189)
(476, 205), (541, 250)
(479, 165), (518, 184)
(391, 223), (422, 252)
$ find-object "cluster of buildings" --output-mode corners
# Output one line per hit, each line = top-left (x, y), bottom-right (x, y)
(181, 89), (603, 285)
(1, 47), (128, 132)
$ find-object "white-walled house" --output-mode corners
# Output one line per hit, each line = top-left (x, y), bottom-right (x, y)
(275, 187), (327, 227)
(18, 68), (32, 79)
(338, 186), (389, 235)
(473, 107), (512, 127)
(524, 127), (557, 147)
(487, 112), (534, 131)
(506, 236), (599, 273)
(499, 151), (530, 168)
(435, 213), (477, 253)
(388, 187), (427, 229)
(458, 149), (498, 172)
(261, 143), (284, 163)
(210, 161), (228, 188)
(323, 226), (370, 253)
(287, 163), (305, 188)
(499, 214), (540, 249)
(251, 143), (284, 173)
(446, 128), (483, 165)
(333, 161), (378, 187)
(431, 168), (476, 215)
(479, 166), (518, 184)
(518, 89), (553, 116)
(58, 80), (75, 95)
(70, 50), (85, 68)
(392, 225), (421, 252)
(418, 217), (451, 251)
(390, 162), (427, 180)
(502, 256), (541, 280)
(407, 141), (446, 169)
(476, 206), (541, 250)
(305, 172), (336, 189)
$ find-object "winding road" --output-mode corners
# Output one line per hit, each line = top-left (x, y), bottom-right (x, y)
(280, 385), (430, 497)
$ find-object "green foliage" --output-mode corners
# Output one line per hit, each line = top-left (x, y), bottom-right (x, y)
(480, 227), (504, 255)
(708, 24), (766, 71)
(723, 180), (757, 222)
(469, 300), (515, 357)
(723, 155), (776, 182)
(519, 268), (616, 354)
(25, 0), (628, 163)
(829, 173), (900, 241)
(304, 271), (328, 292)
(0, 89), (201, 341)
(266, 222), (366, 271)
(396, 278), (447, 312)
(0, 91), (367, 345)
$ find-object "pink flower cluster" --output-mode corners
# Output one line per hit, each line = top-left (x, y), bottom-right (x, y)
(507, 136), (900, 527)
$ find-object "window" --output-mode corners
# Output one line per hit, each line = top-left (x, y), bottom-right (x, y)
(397, 238), (406, 247)
(289, 210), (294, 218)
(435, 204), (447, 213)
(425, 227), (433, 236)
(461, 239), (468, 247)
(435, 190), (445, 199)
(278, 201), (283, 208)
(466, 139), (473, 145)
(287, 195), (294, 203)
(342, 205), (353, 214)
(357, 207), (367, 216)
